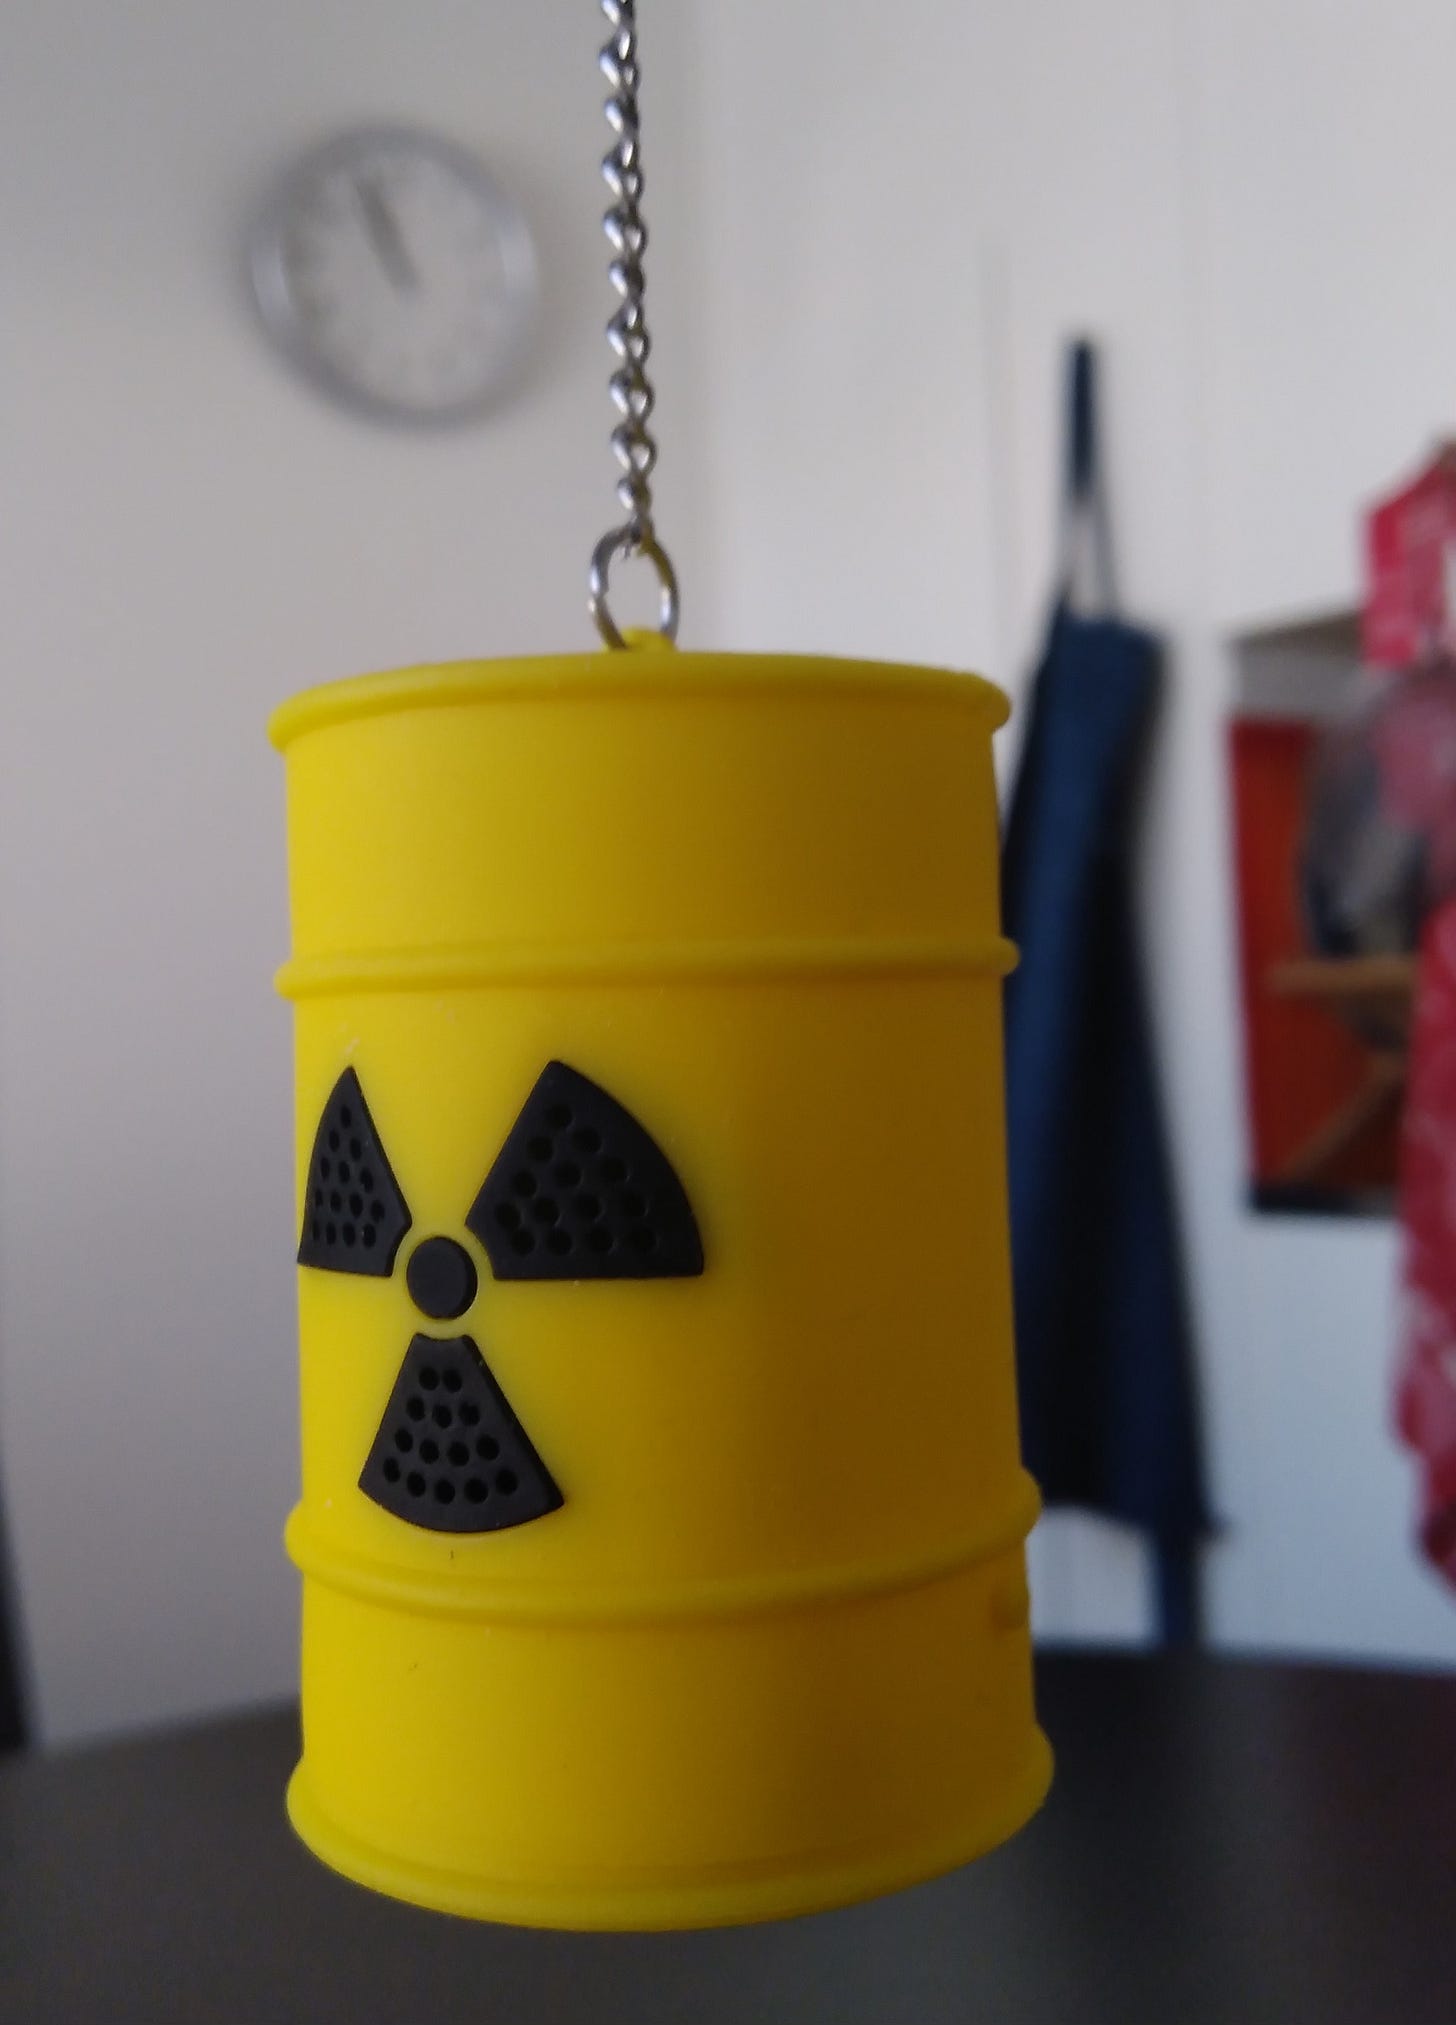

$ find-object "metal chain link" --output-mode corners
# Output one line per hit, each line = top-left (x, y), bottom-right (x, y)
(589, 0), (680, 648)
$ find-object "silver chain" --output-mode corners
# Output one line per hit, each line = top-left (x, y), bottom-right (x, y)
(589, 0), (680, 647)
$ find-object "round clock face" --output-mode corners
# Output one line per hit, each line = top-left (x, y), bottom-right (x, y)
(249, 126), (539, 426)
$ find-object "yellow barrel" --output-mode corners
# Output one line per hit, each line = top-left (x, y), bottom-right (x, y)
(270, 643), (1049, 1930)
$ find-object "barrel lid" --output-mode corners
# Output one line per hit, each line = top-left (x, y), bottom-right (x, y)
(269, 649), (1009, 753)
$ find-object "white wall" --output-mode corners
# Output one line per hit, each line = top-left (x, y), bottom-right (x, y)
(1181, 0), (1456, 1661)
(6, 0), (1456, 1746)
(692, 0), (1456, 1667)
(0, 0), (710, 1743)
(1190, 0), (1456, 630)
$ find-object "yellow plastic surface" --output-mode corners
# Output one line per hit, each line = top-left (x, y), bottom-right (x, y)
(271, 646), (1050, 1930)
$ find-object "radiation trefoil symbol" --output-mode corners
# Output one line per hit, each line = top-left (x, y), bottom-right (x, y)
(298, 1060), (704, 1535)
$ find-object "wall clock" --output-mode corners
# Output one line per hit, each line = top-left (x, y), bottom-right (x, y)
(250, 125), (538, 427)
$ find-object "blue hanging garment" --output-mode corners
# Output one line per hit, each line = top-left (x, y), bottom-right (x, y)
(1001, 340), (1210, 1644)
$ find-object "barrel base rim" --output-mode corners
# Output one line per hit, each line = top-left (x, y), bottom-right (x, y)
(285, 1733), (1052, 1932)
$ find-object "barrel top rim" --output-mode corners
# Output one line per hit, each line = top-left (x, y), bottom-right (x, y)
(269, 649), (1010, 751)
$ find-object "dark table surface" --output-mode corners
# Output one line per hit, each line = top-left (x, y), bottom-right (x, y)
(1, 1651), (1453, 2024)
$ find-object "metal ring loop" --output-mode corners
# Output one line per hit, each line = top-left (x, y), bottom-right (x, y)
(589, 525), (681, 649)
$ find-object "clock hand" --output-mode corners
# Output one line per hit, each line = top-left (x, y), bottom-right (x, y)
(354, 177), (419, 292)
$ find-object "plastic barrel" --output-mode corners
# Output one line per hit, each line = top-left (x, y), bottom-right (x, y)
(271, 644), (1050, 1931)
